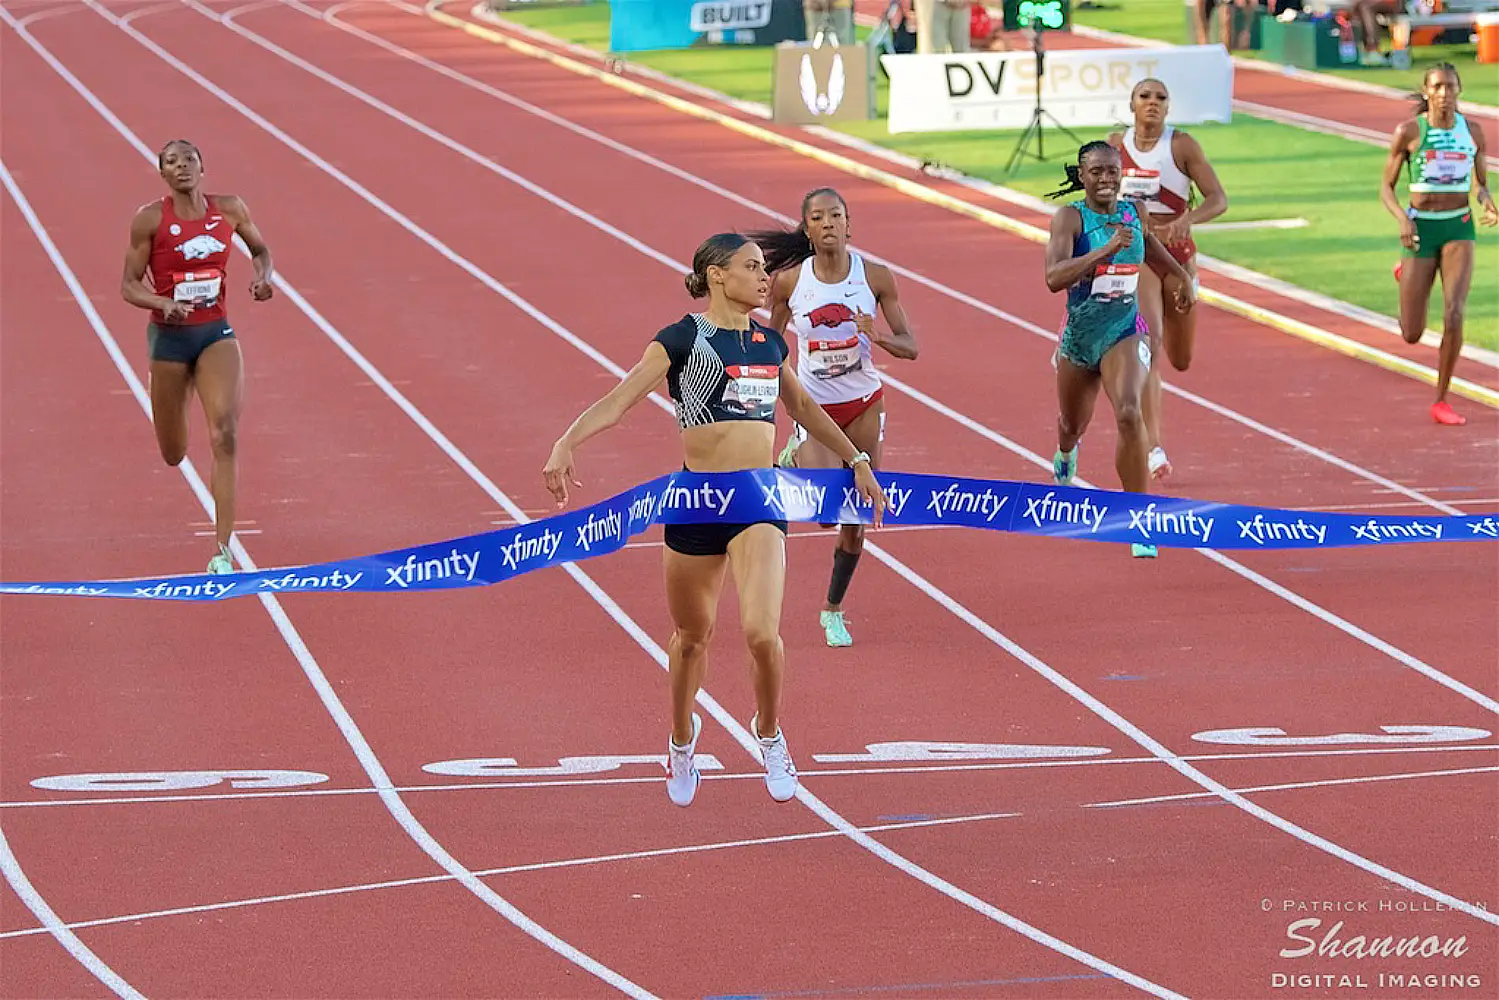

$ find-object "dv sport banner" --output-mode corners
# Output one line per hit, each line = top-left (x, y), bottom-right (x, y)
(880, 44), (1233, 133)
(1, 469), (1494, 603)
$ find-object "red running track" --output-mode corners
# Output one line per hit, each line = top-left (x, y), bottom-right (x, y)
(0, 2), (1494, 997)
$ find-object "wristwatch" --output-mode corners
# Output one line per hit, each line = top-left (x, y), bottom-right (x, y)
(848, 451), (871, 468)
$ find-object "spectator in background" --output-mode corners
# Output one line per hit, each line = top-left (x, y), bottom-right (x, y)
(1349, 0), (1403, 65)
(804, 0), (856, 44)
(1195, 0), (1256, 50)
(915, 0), (972, 53)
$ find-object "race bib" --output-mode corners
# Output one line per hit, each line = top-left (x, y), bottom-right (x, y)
(172, 269), (223, 307)
(1091, 264), (1139, 299)
(1423, 150), (1471, 185)
(807, 336), (863, 380)
(722, 364), (780, 416)
(1119, 168), (1160, 199)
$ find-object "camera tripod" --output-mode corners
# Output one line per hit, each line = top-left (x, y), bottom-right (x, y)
(1005, 28), (1080, 175)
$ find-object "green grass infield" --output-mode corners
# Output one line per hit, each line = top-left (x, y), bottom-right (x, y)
(495, 3), (1497, 350)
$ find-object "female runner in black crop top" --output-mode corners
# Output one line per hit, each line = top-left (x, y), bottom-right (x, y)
(543, 233), (886, 809)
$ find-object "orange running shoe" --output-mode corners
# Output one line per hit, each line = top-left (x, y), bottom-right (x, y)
(1431, 400), (1466, 425)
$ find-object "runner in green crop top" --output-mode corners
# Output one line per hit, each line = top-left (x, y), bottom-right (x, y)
(1381, 63), (1497, 427)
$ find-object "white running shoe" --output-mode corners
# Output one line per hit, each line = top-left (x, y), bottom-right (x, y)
(1148, 447), (1172, 481)
(665, 713), (702, 807)
(751, 713), (799, 802)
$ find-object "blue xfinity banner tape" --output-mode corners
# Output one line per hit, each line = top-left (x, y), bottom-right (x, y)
(2, 469), (1494, 602)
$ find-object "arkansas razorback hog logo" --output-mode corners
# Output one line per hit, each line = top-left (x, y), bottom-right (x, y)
(176, 234), (227, 262)
(806, 302), (854, 329)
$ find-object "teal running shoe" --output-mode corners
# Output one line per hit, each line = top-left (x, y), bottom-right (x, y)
(1053, 445), (1078, 486)
(820, 610), (853, 648)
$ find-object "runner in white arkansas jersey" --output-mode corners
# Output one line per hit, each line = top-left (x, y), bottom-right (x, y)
(790, 251), (882, 405)
(751, 188), (920, 649)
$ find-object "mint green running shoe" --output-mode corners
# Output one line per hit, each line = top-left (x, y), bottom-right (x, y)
(1053, 445), (1078, 486)
(776, 435), (799, 469)
(820, 610), (853, 647)
(207, 543), (234, 575)
(1131, 543), (1158, 559)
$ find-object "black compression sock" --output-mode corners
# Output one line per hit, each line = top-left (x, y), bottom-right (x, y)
(827, 547), (861, 607)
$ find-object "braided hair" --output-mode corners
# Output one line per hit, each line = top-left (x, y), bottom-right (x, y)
(1046, 141), (1117, 199)
(746, 187), (848, 274)
(1414, 62), (1461, 115)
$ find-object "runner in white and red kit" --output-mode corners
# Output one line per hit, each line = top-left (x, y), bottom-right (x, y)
(1108, 79), (1228, 483)
(751, 188), (919, 649)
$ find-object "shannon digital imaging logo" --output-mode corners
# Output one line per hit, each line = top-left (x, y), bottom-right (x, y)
(689, 2), (772, 32)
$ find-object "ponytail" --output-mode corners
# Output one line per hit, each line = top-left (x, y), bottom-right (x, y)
(746, 226), (816, 275)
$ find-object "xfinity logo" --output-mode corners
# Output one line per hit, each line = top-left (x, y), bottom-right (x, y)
(1236, 515), (1327, 547)
(690, 2), (771, 32)
(927, 483), (1009, 523)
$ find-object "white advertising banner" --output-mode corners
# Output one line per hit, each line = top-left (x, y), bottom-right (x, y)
(880, 45), (1233, 134)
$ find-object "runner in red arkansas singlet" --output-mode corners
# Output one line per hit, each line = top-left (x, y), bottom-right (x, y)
(120, 139), (276, 575)
(147, 189), (234, 326)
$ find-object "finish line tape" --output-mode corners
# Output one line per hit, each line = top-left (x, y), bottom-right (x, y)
(3, 470), (1494, 601)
